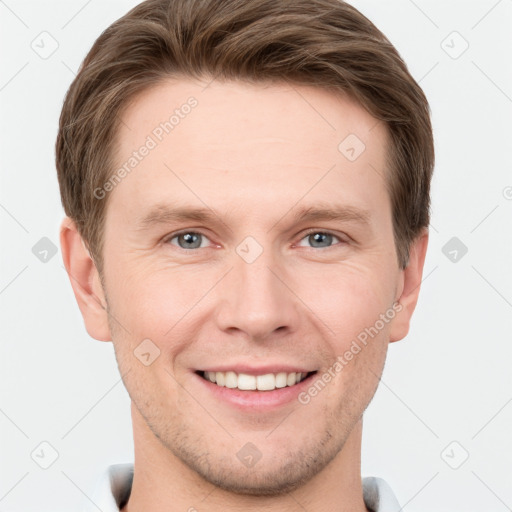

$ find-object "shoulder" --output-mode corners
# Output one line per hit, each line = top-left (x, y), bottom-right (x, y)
(362, 476), (401, 512)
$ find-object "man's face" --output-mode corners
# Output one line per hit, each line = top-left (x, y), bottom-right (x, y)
(98, 79), (406, 494)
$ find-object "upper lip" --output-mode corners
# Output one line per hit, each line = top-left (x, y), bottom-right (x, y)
(196, 364), (316, 375)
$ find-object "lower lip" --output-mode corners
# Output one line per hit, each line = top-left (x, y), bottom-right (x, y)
(193, 371), (317, 411)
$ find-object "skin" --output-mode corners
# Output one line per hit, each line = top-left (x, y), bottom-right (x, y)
(61, 78), (428, 511)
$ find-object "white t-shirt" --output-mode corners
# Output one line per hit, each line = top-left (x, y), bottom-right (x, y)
(83, 463), (402, 512)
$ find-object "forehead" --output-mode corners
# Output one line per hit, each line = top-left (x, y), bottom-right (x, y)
(117, 78), (385, 152)
(109, 78), (390, 219)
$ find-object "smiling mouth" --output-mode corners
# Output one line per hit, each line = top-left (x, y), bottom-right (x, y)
(196, 370), (317, 391)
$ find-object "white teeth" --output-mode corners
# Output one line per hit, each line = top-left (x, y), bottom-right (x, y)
(216, 372), (225, 387)
(238, 373), (256, 390)
(256, 373), (275, 391)
(203, 370), (309, 391)
(275, 372), (287, 388)
(225, 371), (237, 389)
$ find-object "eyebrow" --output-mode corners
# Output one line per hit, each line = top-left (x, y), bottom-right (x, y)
(136, 205), (220, 230)
(135, 202), (372, 231)
(284, 204), (371, 227)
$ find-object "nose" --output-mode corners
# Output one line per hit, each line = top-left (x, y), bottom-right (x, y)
(214, 244), (300, 342)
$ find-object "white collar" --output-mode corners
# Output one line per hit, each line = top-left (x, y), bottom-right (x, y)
(84, 463), (401, 512)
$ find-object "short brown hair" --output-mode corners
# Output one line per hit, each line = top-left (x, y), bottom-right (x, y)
(56, 0), (434, 273)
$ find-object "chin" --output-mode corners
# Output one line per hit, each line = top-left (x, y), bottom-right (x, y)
(158, 425), (345, 497)
(185, 454), (327, 496)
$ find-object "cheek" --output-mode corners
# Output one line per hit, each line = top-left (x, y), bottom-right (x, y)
(293, 261), (397, 345)
(104, 240), (398, 360)
(104, 262), (218, 377)
(106, 259), (204, 333)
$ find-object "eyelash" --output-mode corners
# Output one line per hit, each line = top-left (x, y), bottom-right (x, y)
(164, 229), (347, 251)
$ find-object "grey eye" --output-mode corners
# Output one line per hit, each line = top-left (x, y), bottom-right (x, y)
(169, 232), (206, 249)
(299, 231), (341, 249)
(304, 232), (337, 248)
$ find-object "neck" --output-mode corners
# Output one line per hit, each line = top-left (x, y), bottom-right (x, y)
(122, 403), (369, 512)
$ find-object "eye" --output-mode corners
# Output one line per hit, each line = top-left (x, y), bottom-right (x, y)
(165, 230), (346, 251)
(296, 231), (344, 249)
(167, 231), (211, 250)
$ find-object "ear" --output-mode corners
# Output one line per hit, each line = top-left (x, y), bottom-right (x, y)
(389, 229), (429, 343)
(60, 217), (112, 341)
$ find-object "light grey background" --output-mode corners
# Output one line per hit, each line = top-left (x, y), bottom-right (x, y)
(1, 1), (511, 510)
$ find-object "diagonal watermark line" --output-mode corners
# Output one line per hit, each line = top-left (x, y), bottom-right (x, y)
(472, 61), (512, 104)
(61, 60), (77, 76)
(368, 162), (385, 182)
(285, 491), (309, 511)
(472, 396), (512, 439)
(265, 409), (295, 438)
(0, 0), (29, 28)
(370, 369), (439, 438)
(61, 0), (93, 29)
(266, 266), (336, 336)
(164, 267), (234, 336)
(407, 0), (439, 28)
(196, 486), (216, 506)
(470, 204), (499, 233)
(411, 264), (439, 295)
(119, 117), (132, 132)
(61, 471), (102, 511)
(267, 164), (336, 233)
(471, 0), (503, 30)
(418, 61), (439, 84)
(0, 202), (29, 233)
(471, 265), (512, 308)
(164, 368), (234, 438)
(0, 408), (29, 438)
(61, 370), (131, 439)
(0, 265), (28, 295)
(472, 471), (511, 510)
(0, 62), (29, 92)
(289, 82), (336, 130)
(60, 264), (132, 336)
(200, 75), (217, 93)
(368, 118), (383, 133)
(398, 472), (439, 511)
(0, 472), (29, 502)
